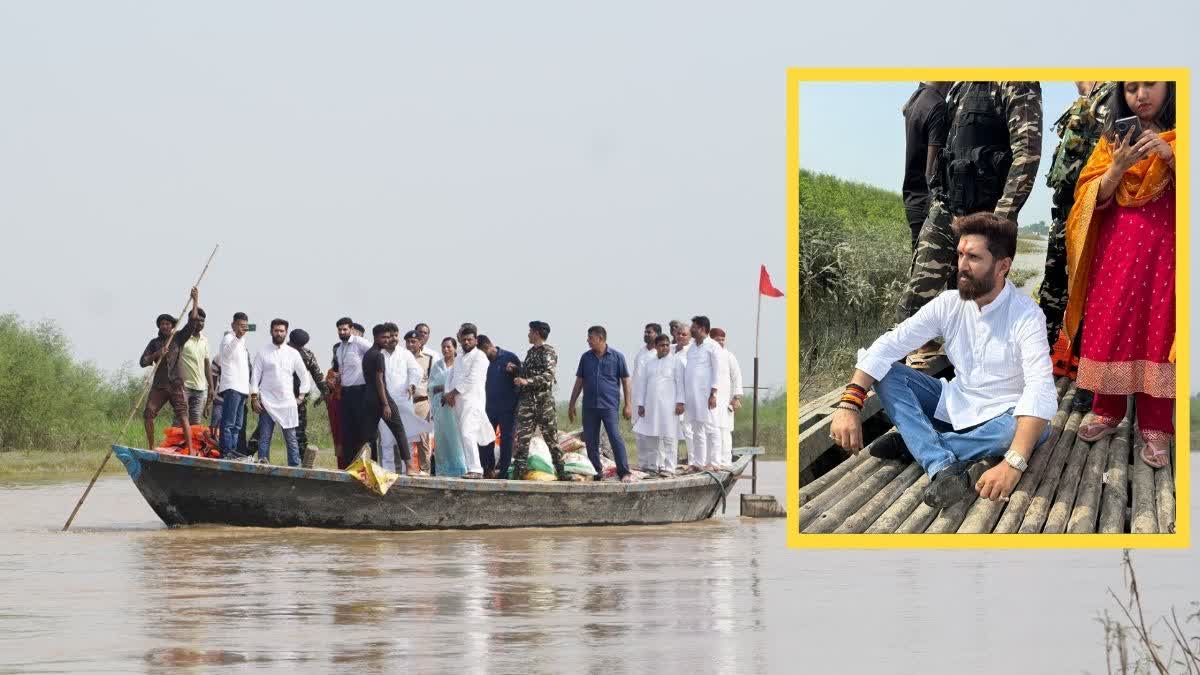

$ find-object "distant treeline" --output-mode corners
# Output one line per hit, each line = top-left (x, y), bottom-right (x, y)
(0, 313), (787, 459)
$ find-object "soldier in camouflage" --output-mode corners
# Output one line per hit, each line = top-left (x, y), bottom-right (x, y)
(287, 329), (330, 453)
(1039, 81), (1115, 345)
(511, 320), (567, 480)
(897, 82), (1043, 338)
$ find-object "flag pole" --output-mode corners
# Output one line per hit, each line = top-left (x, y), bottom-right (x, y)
(751, 286), (762, 494)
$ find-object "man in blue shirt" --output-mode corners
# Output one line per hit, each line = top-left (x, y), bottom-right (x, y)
(568, 325), (634, 482)
(479, 335), (521, 478)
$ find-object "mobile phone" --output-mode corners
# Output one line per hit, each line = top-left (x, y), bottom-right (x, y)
(1113, 115), (1143, 142)
(247, 323), (257, 332)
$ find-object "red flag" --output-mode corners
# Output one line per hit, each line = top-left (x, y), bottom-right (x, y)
(759, 265), (784, 298)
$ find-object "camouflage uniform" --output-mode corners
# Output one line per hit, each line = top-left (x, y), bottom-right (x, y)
(1039, 82), (1115, 345)
(896, 81), (1043, 323)
(294, 346), (330, 451)
(511, 343), (566, 479)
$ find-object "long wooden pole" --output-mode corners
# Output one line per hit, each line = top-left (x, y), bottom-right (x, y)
(62, 245), (220, 531)
(751, 290), (761, 494)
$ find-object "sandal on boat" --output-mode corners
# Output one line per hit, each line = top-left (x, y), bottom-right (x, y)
(1138, 436), (1171, 469)
(1078, 415), (1121, 442)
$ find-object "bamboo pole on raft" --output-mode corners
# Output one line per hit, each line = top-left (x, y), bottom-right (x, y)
(62, 245), (220, 531)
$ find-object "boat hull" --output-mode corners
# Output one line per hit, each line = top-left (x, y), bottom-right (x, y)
(112, 446), (749, 531)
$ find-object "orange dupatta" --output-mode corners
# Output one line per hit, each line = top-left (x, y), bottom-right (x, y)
(1062, 130), (1177, 360)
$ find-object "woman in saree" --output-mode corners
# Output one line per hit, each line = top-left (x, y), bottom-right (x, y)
(1066, 81), (1176, 468)
(429, 337), (468, 477)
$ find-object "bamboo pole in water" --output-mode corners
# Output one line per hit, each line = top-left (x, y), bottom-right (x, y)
(994, 408), (1084, 533)
(1066, 434), (1113, 533)
(1130, 439), (1159, 534)
(895, 500), (939, 534)
(959, 385), (1076, 533)
(798, 455), (883, 530)
(1043, 429), (1095, 534)
(1098, 418), (1133, 534)
(806, 460), (907, 534)
(62, 245), (220, 532)
(799, 446), (870, 506)
(1154, 458), (1176, 534)
(865, 474), (930, 533)
(837, 462), (924, 534)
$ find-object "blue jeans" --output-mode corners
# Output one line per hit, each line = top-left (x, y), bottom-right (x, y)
(257, 412), (301, 467)
(218, 390), (247, 456)
(874, 364), (1049, 477)
(582, 407), (630, 478)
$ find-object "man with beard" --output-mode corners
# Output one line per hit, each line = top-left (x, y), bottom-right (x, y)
(140, 288), (203, 453)
(829, 213), (1056, 509)
(360, 323), (421, 476)
(444, 324), (491, 479)
(330, 316), (374, 468)
(249, 319), (311, 466)
(287, 328), (329, 462)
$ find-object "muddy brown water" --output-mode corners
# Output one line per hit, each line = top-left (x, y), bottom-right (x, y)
(1, 461), (1196, 673)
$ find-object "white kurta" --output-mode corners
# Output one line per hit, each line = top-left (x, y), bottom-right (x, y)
(630, 346), (657, 407)
(216, 331), (250, 395)
(682, 339), (720, 425)
(378, 348), (433, 444)
(632, 353), (683, 439)
(335, 335), (373, 387)
(713, 347), (733, 431)
(446, 347), (494, 447)
(250, 343), (310, 429)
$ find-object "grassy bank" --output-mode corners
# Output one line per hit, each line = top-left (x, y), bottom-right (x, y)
(799, 171), (910, 399)
(0, 314), (785, 480)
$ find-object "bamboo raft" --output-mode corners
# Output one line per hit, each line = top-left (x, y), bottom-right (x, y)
(798, 376), (1177, 534)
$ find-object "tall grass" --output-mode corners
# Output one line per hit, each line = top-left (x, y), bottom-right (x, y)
(799, 171), (911, 399)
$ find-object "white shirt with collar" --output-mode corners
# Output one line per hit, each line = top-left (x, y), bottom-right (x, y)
(216, 331), (250, 395)
(335, 335), (373, 387)
(855, 280), (1058, 430)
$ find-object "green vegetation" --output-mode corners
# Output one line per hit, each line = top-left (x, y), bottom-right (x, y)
(1015, 237), (1044, 255)
(0, 314), (785, 480)
(799, 170), (910, 399)
(1008, 268), (1039, 288)
(1019, 220), (1049, 237)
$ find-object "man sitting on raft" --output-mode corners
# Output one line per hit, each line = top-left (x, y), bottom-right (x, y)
(829, 213), (1058, 508)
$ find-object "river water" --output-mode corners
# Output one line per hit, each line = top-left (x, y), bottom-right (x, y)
(1, 461), (1195, 674)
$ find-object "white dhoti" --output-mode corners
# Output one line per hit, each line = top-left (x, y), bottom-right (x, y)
(378, 399), (434, 471)
(691, 421), (722, 467)
(635, 433), (676, 474)
(453, 404), (490, 474)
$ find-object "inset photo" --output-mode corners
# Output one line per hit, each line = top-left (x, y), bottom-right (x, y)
(787, 70), (1189, 546)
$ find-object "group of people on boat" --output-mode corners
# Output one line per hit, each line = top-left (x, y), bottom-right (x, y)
(828, 80), (1177, 508)
(140, 294), (745, 483)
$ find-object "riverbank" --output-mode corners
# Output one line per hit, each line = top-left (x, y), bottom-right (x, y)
(0, 395), (786, 480)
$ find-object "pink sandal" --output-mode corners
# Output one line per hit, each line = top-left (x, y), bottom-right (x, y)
(1138, 434), (1171, 469)
(1078, 414), (1121, 443)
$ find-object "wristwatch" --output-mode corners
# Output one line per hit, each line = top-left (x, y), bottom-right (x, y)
(1003, 450), (1028, 473)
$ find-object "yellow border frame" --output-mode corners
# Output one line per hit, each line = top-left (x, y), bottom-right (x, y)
(787, 67), (1190, 548)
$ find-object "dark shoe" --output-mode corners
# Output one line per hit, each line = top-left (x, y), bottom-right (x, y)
(922, 460), (974, 509)
(511, 465), (527, 480)
(869, 433), (913, 462)
(1072, 388), (1095, 413)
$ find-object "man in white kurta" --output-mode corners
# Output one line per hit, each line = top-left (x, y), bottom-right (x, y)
(681, 317), (721, 471)
(671, 322), (694, 467)
(250, 320), (311, 467)
(378, 329), (434, 472)
(444, 328), (491, 478)
(711, 328), (744, 468)
(633, 335), (684, 476)
(630, 323), (661, 406)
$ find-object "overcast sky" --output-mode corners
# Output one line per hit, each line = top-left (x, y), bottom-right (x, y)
(1, 2), (1195, 397)
(0, 3), (790, 399)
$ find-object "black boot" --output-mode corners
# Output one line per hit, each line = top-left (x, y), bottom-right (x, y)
(869, 433), (913, 462)
(922, 460), (975, 509)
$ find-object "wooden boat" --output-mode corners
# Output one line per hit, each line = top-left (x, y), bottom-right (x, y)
(112, 445), (753, 530)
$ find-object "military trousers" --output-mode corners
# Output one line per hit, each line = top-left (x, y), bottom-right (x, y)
(896, 200), (956, 324)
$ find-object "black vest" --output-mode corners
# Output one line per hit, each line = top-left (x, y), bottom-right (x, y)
(940, 83), (1011, 215)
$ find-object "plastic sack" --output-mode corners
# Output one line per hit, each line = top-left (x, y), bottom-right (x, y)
(507, 435), (557, 477)
(561, 451), (595, 476)
(524, 470), (558, 482)
(556, 432), (586, 454)
(345, 456), (399, 496)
